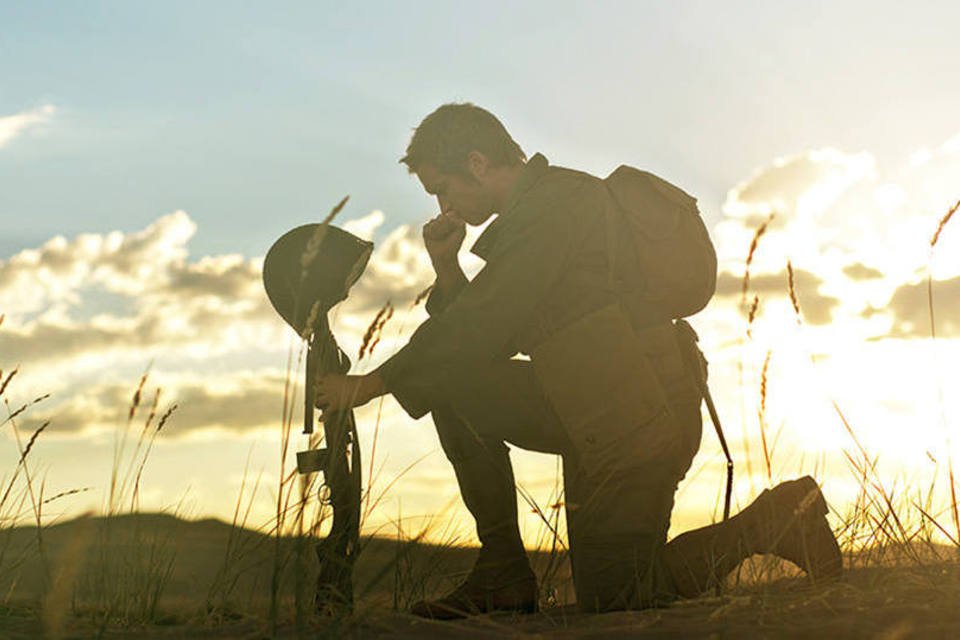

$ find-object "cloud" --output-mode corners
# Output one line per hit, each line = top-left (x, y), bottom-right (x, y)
(721, 148), (875, 224)
(0, 211), (281, 366)
(342, 223), (434, 315)
(30, 372), (289, 434)
(842, 263), (885, 281)
(865, 276), (960, 338)
(0, 208), (462, 435)
(0, 104), (56, 149)
(342, 210), (385, 241)
(715, 267), (839, 325)
(708, 135), (960, 339)
(0, 211), (198, 315)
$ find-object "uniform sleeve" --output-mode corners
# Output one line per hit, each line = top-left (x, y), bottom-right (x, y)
(375, 179), (599, 418)
(423, 276), (467, 317)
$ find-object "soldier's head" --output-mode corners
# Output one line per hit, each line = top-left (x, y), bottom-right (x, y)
(401, 103), (526, 225)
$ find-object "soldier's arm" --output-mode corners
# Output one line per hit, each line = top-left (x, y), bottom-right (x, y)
(424, 259), (468, 316)
(375, 178), (602, 418)
(422, 213), (469, 316)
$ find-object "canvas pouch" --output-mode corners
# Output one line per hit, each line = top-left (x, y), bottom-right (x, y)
(531, 302), (682, 474)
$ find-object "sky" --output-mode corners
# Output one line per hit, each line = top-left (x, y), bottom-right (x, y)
(3, 1), (960, 547)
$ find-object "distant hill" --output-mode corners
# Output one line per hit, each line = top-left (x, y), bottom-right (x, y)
(1, 511), (499, 608)
(2, 513), (959, 639)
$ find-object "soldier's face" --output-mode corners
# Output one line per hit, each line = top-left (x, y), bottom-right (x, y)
(416, 163), (495, 226)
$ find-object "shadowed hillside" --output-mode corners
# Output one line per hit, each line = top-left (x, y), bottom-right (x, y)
(1, 513), (959, 638)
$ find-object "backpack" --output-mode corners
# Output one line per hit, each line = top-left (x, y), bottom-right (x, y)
(602, 167), (732, 520)
(602, 165), (717, 320)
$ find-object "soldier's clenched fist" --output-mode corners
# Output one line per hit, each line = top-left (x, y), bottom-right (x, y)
(422, 213), (466, 267)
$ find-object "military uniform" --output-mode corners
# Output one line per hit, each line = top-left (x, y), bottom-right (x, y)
(376, 153), (703, 609)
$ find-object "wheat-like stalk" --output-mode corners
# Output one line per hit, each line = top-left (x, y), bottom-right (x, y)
(294, 196), (351, 342)
(741, 213), (775, 305)
(2, 394), (50, 428)
(359, 301), (395, 360)
(19, 421), (49, 464)
(412, 284), (434, 307)
(758, 350), (773, 484)
(40, 487), (91, 505)
(299, 195), (350, 273)
(367, 305), (395, 359)
(927, 198), (960, 543)
(0, 367), (18, 398)
(127, 373), (148, 421)
(786, 260), (802, 322)
(930, 198), (960, 248)
(746, 295), (760, 339)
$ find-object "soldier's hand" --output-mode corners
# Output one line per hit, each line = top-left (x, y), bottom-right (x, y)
(422, 213), (466, 267)
(314, 373), (385, 418)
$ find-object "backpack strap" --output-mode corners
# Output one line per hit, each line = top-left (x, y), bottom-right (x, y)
(675, 319), (734, 522)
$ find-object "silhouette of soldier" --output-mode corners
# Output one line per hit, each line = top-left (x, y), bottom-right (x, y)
(314, 103), (842, 618)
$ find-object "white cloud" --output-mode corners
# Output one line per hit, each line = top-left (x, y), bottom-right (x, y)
(0, 104), (56, 149)
(342, 209), (385, 241)
(708, 134), (960, 345)
(0, 208), (458, 434)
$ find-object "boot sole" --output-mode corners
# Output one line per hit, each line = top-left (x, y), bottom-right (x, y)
(410, 599), (538, 620)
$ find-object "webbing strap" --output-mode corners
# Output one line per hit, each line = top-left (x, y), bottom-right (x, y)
(675, 319), (734, 522)
(701, 379), (734, 522)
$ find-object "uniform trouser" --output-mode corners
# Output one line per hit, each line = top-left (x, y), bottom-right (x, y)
(424, 358), (702, 610)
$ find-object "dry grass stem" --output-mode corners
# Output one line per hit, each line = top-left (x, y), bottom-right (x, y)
(154, 404), (177, 433)
(300, 195), (350, 272)
(128, 372), (148, 421)
(359, 301), (395, 360)
(924, 199), (959, 542)
(758, 350), (772, 483)
(746, 295), (760, 338)
(930, 197), (960, 248)
(321, 195), (350, 227)
(19, 421), (49, 464)
(3, 394), (51, 427)
(412, 284), (434, 307)
(741, 212), (775, 304)
(786, 260), (802, 321)
(40, 487), (92, 506)
(0, 366), (18, 397)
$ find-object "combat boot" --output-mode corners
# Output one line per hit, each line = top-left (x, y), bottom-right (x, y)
(409, 548), (538, 620)
(740, 475), (843, 580)
(663, 475), (842, 597)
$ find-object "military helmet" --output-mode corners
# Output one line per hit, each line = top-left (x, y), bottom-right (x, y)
(263, 224), (373, 335)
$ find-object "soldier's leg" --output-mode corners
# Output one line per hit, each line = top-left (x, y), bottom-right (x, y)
(431, 404), (525, 558)
(661, 476), (842, 597)
(410, 360), (568, 618)
(431, 359), (568, 554)
(563, 401), (702, 611)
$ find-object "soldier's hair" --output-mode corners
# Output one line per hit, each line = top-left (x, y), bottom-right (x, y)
(400, 103), (526, 175)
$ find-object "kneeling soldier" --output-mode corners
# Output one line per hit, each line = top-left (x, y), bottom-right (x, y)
(315, 103), (842, 618)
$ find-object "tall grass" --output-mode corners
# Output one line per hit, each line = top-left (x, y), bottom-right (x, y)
(73, 373), (180, 630)
(0, 367), (52, 595)
(733, 200), (960, 573)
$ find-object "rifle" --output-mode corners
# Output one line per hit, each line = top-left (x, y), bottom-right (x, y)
(263, 222), (373, 613)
